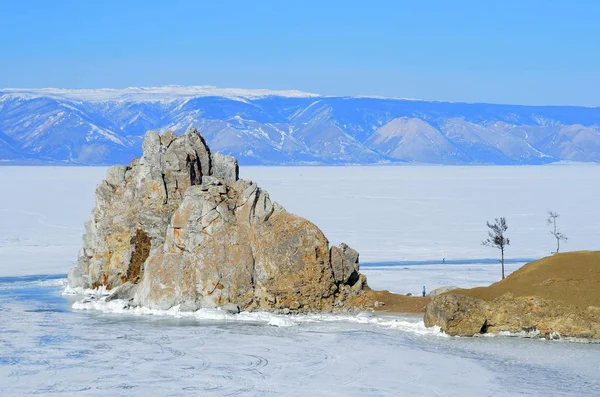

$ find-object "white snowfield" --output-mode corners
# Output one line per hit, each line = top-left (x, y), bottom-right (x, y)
(1, 85), (320, 102)
(242, 165), (600, 264)
(1, 164), (599, 279)
(1, 165), (600, 396)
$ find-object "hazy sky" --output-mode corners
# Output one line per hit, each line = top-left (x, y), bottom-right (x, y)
(1, 0), (599, 105)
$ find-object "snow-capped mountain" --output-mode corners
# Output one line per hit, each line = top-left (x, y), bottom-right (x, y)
(1, 86), (600, 165)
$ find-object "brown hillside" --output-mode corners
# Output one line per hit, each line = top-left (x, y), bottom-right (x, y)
(451, 251), (600, 308)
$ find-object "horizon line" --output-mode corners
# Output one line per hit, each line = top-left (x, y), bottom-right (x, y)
(1, 85), (599, 108)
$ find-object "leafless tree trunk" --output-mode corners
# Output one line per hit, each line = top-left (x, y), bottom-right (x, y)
(547, 211), (568, 254)
(501, 244), (505, 280)
(482, 217), (510, 280)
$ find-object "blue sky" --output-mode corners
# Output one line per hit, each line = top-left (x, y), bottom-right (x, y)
(1, 0), (599, 105)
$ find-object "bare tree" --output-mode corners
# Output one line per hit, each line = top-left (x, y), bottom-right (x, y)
(482, 217), (510, 280)
(547, 211), (567, 254)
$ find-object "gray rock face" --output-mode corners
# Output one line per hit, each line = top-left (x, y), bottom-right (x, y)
(68, 128), (370, 313)
(210, 152), (239, 184)
(330, 243), (360, 285)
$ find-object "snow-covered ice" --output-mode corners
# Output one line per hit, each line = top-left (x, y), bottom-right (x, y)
(1, 165), (600, 396)
(242, 165), (600, 263)
(2, 274), (600, 396)
(0, 167), (106, 277)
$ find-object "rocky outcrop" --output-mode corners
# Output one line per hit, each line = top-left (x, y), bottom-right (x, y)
(424, 251), (600, 339)
(424, 294), (490, 336)
(424, 293), (600, 338)
(68, 128), (371, 313)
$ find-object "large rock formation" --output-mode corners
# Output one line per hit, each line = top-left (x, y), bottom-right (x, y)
(68, 128), (370, 313)
(424, 251), (600, 339)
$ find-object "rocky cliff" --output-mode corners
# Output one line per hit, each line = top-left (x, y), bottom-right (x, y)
(68, 128), (370, 313)
(424, 251), (600, 339)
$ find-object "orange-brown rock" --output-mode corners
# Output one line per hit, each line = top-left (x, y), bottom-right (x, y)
(68, 128), (370, 313)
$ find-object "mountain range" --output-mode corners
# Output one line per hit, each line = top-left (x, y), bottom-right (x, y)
(1, 86), (600, 165)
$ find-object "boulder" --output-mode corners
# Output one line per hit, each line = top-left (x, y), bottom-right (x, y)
(221, 304), (241, 314)
(429, 286), (459, 299)
(106, 281), (138, 302)
(68, 128), (371, 313)
(330, 243), (360, 285)
(423, 294), (489, 336)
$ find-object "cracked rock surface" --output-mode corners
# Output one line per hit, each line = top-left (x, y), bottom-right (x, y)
(68, 128), (370, 312)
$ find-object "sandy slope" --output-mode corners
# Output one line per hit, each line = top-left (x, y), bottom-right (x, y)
(452, 251), (600, 308)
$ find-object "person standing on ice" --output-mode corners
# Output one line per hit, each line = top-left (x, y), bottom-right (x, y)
(422, 286), (426, 297)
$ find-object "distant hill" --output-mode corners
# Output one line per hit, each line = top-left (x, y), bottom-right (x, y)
(1, 86), (600, 165)
(0, 130), (27, 163)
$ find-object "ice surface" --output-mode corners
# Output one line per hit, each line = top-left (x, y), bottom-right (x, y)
(0, 167), (106, 276)
(2, 276), (600, 396)
(242, 165), (600, 263)
(67, 288), (446, 335)
(1, 165), (600, 396)
(363, 262), (526, 295)
(4, 165), (599, 277)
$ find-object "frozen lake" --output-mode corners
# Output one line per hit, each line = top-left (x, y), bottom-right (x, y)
(1, 165), (600, 396)
(2, 165), (600, 277)
(242, 165), (600, 264)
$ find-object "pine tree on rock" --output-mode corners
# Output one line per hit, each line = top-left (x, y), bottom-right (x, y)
(482, 217), (510, 280)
